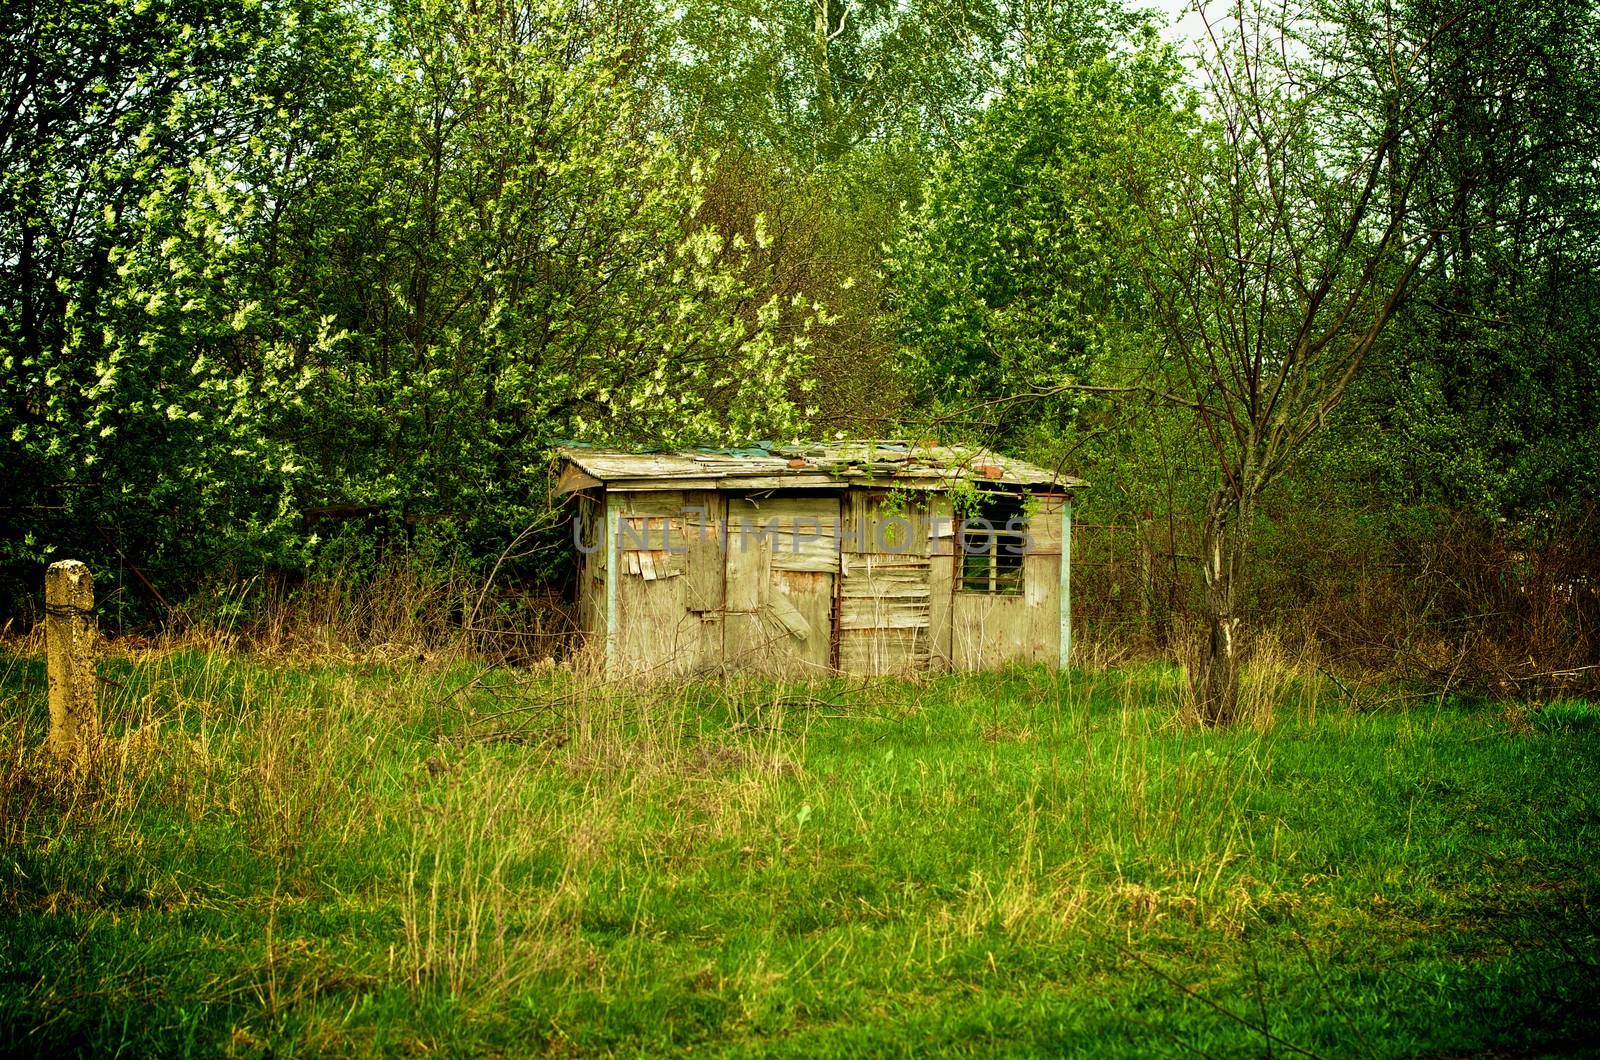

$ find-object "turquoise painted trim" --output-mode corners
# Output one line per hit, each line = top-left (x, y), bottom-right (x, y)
(605, 496), (619, 676)
(1059, 500), (1073, 670)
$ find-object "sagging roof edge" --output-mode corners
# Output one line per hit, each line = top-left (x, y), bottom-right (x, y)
(550, 443), (1088, 497)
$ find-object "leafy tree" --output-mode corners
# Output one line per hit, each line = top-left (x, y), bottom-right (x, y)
(291, 0), (821, 559)
(888, 40), (1183, 440)
(1103, 0), (1531, 722)
(0, 0), (356, 609)
(1330, 0), (1600, 523)
(1, 0), (825, 616)
(658, 0), (1005, 167)
(893, 0), (1520, 721)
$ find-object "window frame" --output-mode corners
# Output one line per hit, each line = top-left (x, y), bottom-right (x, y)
(955, 495), (1028, 596)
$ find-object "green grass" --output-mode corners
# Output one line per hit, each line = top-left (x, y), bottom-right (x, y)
(1, 646), (1596, 1057)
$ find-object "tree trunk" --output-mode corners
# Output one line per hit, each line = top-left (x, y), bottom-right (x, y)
(1196, 488), (1246, 725)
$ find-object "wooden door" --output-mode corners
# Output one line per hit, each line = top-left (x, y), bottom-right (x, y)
(723, 496), (839, 676)
(837, 490), (934, 675)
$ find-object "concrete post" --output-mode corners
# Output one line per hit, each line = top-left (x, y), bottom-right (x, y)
(45, 560), (98, 762)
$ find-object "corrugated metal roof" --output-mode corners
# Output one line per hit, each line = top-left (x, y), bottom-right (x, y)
(553, 440), (1086, 494)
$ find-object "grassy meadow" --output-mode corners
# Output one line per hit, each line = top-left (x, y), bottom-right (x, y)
(1, 638), (1597, 1057)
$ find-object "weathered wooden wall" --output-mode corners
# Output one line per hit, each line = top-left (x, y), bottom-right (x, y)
(574, 494), (604, 640)
(612, 490), (706, 677)
(838, 490), (934, 675)
(949, 494), (1064, 670)
(724, 496), (839, 676)
(576, 486), (1066, 678)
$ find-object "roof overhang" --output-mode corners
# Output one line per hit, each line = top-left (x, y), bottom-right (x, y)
(551, 441), (1087, 496)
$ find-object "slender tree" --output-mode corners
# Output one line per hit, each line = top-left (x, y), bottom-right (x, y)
(1112, 0), (1474, 722)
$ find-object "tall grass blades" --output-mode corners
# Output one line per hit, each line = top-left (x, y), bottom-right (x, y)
(0, 648), (1595, 1056)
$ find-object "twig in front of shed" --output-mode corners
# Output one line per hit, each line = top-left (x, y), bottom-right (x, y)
(466, 511), (563, 637)
(1316, 667), (1359, 711)
(1116, 942), (1330, 1060)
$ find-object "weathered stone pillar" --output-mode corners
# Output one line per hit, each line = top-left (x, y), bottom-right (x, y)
(45, 560), (98, 762)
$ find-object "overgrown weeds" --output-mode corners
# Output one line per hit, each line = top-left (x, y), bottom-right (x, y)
(0, 649), (1595, 1056)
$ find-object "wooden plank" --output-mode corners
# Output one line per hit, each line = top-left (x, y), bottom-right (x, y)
(714, 475), (847, 490)
(839, 595), (930, 630)
(767, 589), (811, 640)
(1061, 499), (1073, 670)
(605, 495), (620, 674)
(840, 561), (932, 599)
(726, 604), (836, 676)
(684, 532), (723, 612)
(722, 612), (770, 670)
(724, 521), (768, 613)
(735, 496), (839, 521)
(951, 593), (1032, 671)
(618, 517), (686, 578)
(1024, 553), (1060, 666)
(839, 628), (928, 675)
(620, 490), (689, 517)
(607, 478), (722, 491)
(681, 492), (725, 671)
(843, 490), (932, 556)
(554, 464), (603, 495)
(615, 558), (701, 677)
(729, 496), (840, 574)
(926, 497), (954, 670)
(1025, 494), (1065, 555)
(722, 499), (835, 675)
(771, 569), (832, 663)
(573, 494), (602, 638)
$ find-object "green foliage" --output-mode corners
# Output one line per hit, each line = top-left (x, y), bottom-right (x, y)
(285, 0), (822, 558)
(887, 40), (1185, 439)
(0, 0), (343, 596)
(659, 0), (1005, 167)
(1, 0), (824, 612)
(1320, 0), (1600, 523)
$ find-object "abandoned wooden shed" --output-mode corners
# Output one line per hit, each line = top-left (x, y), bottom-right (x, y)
(553, 441), (1085, 678)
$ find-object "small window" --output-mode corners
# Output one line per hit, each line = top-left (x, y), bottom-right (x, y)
(958, 497), (1026, 595)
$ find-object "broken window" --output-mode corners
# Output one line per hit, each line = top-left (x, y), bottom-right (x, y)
(958, 497), (1026, 595)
